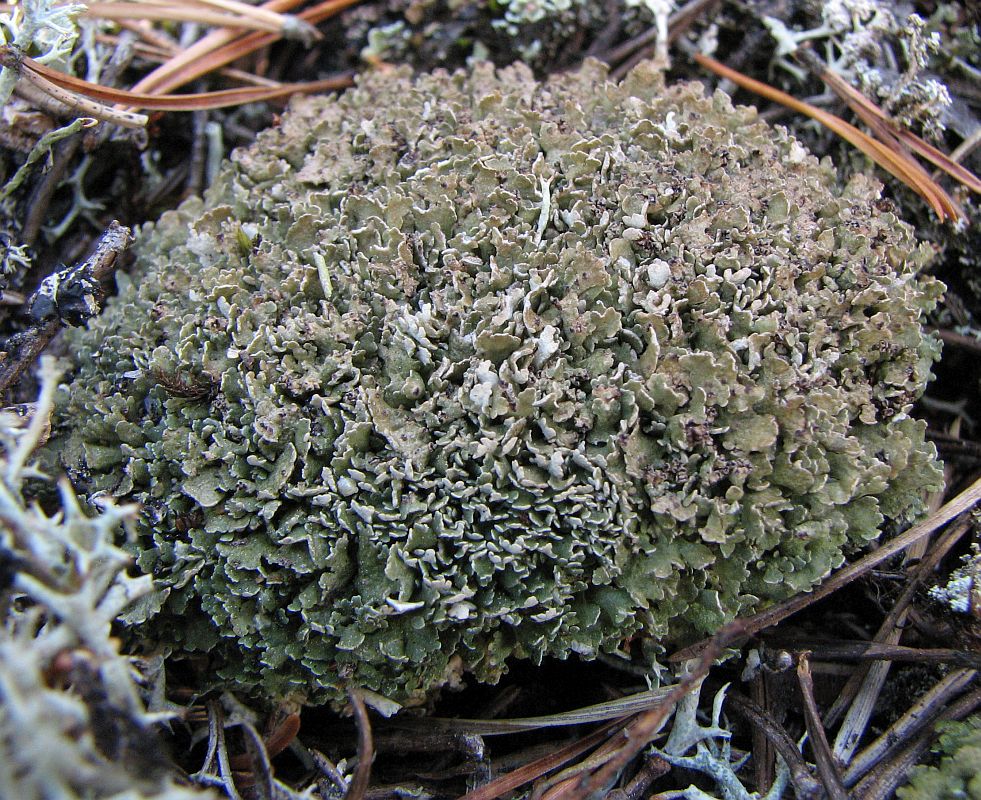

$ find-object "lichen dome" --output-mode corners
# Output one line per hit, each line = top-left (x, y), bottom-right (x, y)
(58, 60), (944, 706)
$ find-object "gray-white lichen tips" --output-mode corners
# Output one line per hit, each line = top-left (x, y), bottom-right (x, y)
(60, 60), (943, 706)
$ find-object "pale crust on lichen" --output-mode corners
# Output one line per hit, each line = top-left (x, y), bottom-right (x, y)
(58, 59), (943, 706)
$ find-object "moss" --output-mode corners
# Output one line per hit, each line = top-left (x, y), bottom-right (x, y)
(56, 60), (943, 706)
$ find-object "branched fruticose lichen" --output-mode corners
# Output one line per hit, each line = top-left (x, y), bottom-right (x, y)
(351, 0), (658, 72)
(0, 358), (214, 800)
(58, 60), (944, 706)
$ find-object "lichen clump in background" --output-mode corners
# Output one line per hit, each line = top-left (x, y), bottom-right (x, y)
(59, 60), (944, 706)
(350, 0), (659, 71)
(897, 715), (981, 800)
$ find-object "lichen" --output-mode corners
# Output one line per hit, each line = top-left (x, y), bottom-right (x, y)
(930, 541), (980, 616)
(347, 0), (658, 72)
(0, 358), (215, 800)
(765, 3), (956, 142)
(897, 715), (981, 800)
(56, 59), (944, 707)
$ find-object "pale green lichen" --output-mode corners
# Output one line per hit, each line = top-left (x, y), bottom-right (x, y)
(350, 0), (658, 71)
(57, 60), (944, 707)
(897, 715), (981, 800)
(930, 541), (980, 615)
(0, 358), (215, 800)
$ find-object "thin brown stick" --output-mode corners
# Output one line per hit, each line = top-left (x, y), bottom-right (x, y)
(843, 669), (978, 787)
(831, 513), (970, 760)
(797, 655), (848, 800)
(600, 0), (722, 65)
(235, 720), (275, 799)
(604, 755), (670, 800)
(748, 669), (775, 793)
(670, 474), (981, 663)
(345, 688), (373, 800)
(931, 328), (981, 356)
(808, 642), (981, 670)
(727, 690), (823, 800)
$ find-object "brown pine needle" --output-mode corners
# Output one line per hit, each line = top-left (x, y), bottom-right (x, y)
(84, 3), (286, 34)
(134, 0), (361, 98)
(670, 471), (981, 664)
(693, 52), (963, 222)
(1, 45), (351, 114)
(456, 721), (623, 800)
(191, 0), (321, 40)
(795, 48), (981, 196)
(122, 0), (322, 94)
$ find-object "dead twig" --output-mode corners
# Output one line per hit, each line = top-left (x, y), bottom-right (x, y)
(726, 690), (823, 800)
(797, 654), (848, 800)
(0, 221), (131, 397)
(806, 642), (981, 670)
(604, 755), (670, 800)
(345, 687), (373, 800)
(930, 328), (981, 357)
(599, 0), (722, 67)
(843, 669), (978, 788)
(826, 517), (973, 762)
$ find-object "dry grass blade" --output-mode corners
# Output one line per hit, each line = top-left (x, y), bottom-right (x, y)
(388, 687), (672, 736)
(670, 472), (981, 663)
(4, 46), (351, 111)
(693, 52), (961, 221)
(727, 690), (824, 799)
(570, 622), (748, 799)
(345, 688), (373, 800)
(457, 721), (623, 800)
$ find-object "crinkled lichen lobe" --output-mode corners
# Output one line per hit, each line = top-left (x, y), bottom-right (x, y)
(61, 59), (943, 705)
